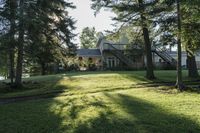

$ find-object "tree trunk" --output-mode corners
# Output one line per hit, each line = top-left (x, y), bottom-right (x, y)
(8, 0), (17, 86)
(143, 27), (155, 79)
(138, 0), (155, 79)
(41, 63), (46, 75)
(15, 0), (25, 87)
(8, 50), (15, 85)
(187, 49), (199, 78)
(54, 62), (59, 74)
(175, 0), (184, 90)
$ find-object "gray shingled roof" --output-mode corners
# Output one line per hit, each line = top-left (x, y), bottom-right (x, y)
(77, 49), (101, 57)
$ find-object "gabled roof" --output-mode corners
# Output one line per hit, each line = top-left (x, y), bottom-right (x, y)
(77, 49), (101, 57)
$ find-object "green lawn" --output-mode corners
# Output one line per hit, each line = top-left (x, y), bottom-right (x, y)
(0, 70), (200, 133)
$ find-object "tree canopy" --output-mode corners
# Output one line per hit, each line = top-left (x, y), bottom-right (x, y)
(0, 0), (76, 87)
(80, 27), (98, 49)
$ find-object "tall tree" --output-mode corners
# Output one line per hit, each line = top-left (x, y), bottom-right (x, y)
(0, 0), (17, 85)
(91, 0), (173, 79)
(175, 0), (184, 90)
(15, 0), (25, 86)
(25, 0), (76, 75)
(174, 0), (200, 88)
(156, 0), (200, 87)
(138, 0), (154, 79)
(0, 0), (76, 86)
(181, 1), (200, 78)
(80, 27), (97, 49)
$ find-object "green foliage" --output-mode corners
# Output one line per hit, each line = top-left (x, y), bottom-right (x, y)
(80, 27), (98, 49)
(106, 25), (144, 48)
(25, 0), (77, 73)
(181, 1), (200, 52)
(156, 0), (200, 52)
(0, 51), (8, 78)
(0, 0), (77, 78)
(91, 0), (176, 79)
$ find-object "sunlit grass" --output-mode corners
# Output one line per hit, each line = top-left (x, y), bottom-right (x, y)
(0, 70), (192, 98)
(0, 70), (200, 132)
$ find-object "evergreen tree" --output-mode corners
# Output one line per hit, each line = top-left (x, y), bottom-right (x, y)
(181, 1), (200, 78)
(15, 0), (25, 86)
(0, 0), (17, 85)
(91, 0), (173, 79)
(80, 27), (97, 49)
(25, 0), (76, 75)
(175, 0), (184, 90)
(0, 0), (76, 86)
(158, 0), (200, 88)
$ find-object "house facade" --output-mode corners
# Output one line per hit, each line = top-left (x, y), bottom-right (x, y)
(77, 36), (145, 70)
(77, 36), (200, 70)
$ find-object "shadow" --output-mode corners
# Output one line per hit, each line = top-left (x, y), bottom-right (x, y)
(1, 71), (200, 132)
(0, 74), (74, 98)
(114, 71), (200, 94)
(0, 98), (65, 133)
(74, 93), (200, 133)
(0, 92), (200, 133)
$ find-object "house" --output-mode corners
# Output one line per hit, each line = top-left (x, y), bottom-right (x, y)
(153, 51), (200, 69)
(76, 49), (102, 70)
(77, 35), (200, 70)
(77, 35), (145, 70)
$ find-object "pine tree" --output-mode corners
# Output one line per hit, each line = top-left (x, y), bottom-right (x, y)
(0, 0), (17, 85)
(80, 27), (97, 49)
(25, 0), (76, 75)
(158, 0), (200, 88)
(181, 1), (200, 78)
(175, 0), (184, 90)
(15, 0), (25, 86)
(91, 0), (173, 79)
(0, 0), (76, 86)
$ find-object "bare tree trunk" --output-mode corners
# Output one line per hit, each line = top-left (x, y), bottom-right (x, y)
(143, 27), (155, 79)
(41, 63), (46, 75)
(8, 50), (15, 84)
(175, 0), (184, 90)
(8, 0), (17, 86)
(15, 0), (25, 87)
(54, 62), (59, 74)
(138, 0), (155, 79)
(187, 54), (199, 78)
(186, 42), (199, 78)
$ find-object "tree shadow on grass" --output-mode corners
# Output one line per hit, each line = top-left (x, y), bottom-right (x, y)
(0, 74), (76, 98)
(0, 99), (65, 133)
(1, 93), (200, 133)
(74, 93), (200, 133)
(115, 71), (200, 94)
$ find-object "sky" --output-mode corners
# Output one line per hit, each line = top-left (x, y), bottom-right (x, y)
(68, 0), (115, 45)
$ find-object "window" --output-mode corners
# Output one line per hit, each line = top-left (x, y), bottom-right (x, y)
(107, 57), (116, 68)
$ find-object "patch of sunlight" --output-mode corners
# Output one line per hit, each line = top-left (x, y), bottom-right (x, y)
(53, 73), (139, 96)
(116, 89), (200, 124)
(50, 93), (139, 129)
(71, 73), (119, 78)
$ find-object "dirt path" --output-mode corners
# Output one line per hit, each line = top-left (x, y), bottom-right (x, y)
(0, 81), (199, 105)
(0, 90), (64, 105)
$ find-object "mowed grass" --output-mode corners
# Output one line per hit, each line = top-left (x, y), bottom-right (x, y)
(0, 70), (200, 133)
(0, 70), (193, 98)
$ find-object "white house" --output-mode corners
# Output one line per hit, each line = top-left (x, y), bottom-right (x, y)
(77, 35), (200, 70)
(153, 51), (200, 68)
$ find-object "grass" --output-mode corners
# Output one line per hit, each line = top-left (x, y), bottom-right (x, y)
(0, 70), (200, 133)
